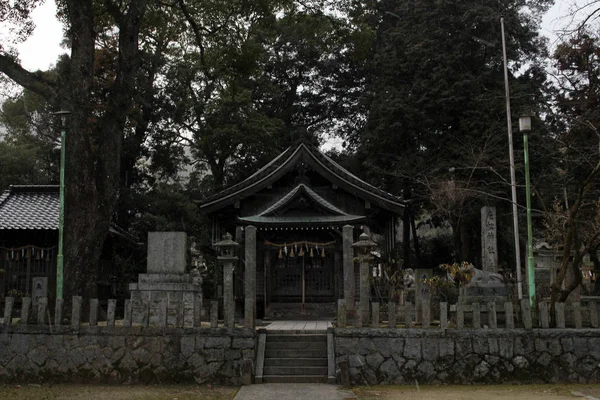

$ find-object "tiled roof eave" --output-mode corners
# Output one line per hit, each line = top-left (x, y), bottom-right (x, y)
(200, 142), (406, 214)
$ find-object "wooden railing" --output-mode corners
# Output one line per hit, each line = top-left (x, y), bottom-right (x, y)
(1, 296), (220, 328)
(337, 298), (600, 329)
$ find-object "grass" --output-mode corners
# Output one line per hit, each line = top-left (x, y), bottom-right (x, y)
(0, 384), (239, 400)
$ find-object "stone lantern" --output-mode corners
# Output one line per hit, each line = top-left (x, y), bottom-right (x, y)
(352, 232), (377, 326)
(214, 232), (239, 328)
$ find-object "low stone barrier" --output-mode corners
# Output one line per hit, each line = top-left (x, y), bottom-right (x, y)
(334, 328), (600, 385)
(0, 325), (255, 384)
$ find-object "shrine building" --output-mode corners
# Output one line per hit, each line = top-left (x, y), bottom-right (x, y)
(200, 141), (405, 319)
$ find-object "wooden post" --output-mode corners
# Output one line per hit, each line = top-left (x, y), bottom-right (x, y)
(89, 299), (98, 326)
(505, 302), (514, 328)
(21, 297), (31, 325)
(572, 302), (582, 329)
(337, 299), (346, 328)
(210, 300), (218, 328)
(106, 299), (116, 327)
(54, 298), (63, 326)
(194, 297), (202, 328)
(457, 303), (464, 329)
(487, 302), (497, 329)
(472, 302), (481, 329)
(405, 302), (413, 328)
(372, 302), (380, 328)
(3, 297), (14, 326)
(439, 302), (448, 329)
(388, 301), (396, 329)
(71, 296), (81, 327)
(123, 299), (132, 327)
(538, 302), (549, 328)
(422, 299), (430, 328)
(590, 302), (599, 329)
(37, 297), (47, 325)
(521, 299), (532, 329)
(555, 302), (566, 328)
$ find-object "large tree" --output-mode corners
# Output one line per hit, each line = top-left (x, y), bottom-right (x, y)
(348, 0), (552, 267)
(544, 30), (600, 304)
(1, 0), (150, 299)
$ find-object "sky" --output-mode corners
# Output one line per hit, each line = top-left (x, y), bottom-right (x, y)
(11, 0), (589, 73)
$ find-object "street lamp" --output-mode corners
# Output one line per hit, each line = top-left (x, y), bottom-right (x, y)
(54, 110), (70, 300)
(519, 113), (536, 307)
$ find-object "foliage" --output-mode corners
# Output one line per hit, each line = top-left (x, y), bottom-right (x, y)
(345, 0), (552, 266)
(540, 30), (600, 305)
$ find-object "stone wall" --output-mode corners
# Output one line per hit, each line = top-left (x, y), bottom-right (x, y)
(0, 325), (255, 384)
(334, 328), (600, 385)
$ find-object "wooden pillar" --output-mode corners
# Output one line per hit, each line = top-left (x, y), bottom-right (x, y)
(244, 225), (257, 329)
(343, 225), (355, 310)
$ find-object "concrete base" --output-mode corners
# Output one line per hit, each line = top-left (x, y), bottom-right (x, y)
(129, 273), (202, 326)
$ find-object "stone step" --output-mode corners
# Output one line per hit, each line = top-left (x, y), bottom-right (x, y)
(263, 366), (328, 376)
(264, 357), (328, 367)
(265, 349), (325, 358)
(265, 329), (329, 334)
(262, 375), (328, 383)
(267, 334), (326, 342)
(265, 341), (327, 350)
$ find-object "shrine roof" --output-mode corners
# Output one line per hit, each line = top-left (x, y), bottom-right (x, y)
(200, 142), (406, 214)
(238, 183), (365, 225)
(0, 185), (140, 243)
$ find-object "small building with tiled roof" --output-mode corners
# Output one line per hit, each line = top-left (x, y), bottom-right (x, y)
(0, 185), (139, 300)
(200, 141), (405, 318)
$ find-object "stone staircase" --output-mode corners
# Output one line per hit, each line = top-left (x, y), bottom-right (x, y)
(262, 332), (329, 383)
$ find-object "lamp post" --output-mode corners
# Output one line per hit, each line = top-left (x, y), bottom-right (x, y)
(519, 113), (536, 307)
(54, 110), (70, 300)
(213, 233), (238, 328)
(352, 232), (378, 327)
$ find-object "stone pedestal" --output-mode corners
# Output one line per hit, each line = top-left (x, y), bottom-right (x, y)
(129, 232), (202, 326)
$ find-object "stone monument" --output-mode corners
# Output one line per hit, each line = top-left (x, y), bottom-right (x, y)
(32, 277), (48, 306)
(481, 206), (498, 272)
(129, 232), (203, 325)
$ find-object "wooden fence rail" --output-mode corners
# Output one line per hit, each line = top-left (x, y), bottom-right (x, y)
(337, 299), (600, 329)
(1, 296), (212, 328)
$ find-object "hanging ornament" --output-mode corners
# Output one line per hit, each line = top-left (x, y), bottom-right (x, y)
(298, 246), (304, 257)
(290, 247), (295, 257)
(284, 244), (288, 255)
(278, 248), (283, 259)
(309, 247), (314, 257)
(321, 248), (325, 257)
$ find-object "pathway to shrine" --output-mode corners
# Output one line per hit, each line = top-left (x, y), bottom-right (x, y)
(264, 320), (332, 331)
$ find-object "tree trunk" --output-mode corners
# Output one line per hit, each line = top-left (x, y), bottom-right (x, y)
(63, 0), (100, 300)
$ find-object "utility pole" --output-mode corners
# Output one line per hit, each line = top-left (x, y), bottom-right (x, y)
(501, 17), (523, 300)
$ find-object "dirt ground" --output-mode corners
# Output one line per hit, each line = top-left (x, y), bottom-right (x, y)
(0, 384), (238, 400)
(2, 384), (600, 400)
(352, 384), (600, 400)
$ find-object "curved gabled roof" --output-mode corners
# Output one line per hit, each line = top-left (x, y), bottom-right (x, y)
(200, 142), (405, 215)
(238, 183), (366, 226)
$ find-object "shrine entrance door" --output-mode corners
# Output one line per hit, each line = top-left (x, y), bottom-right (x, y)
(270, 249), (335, 303)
